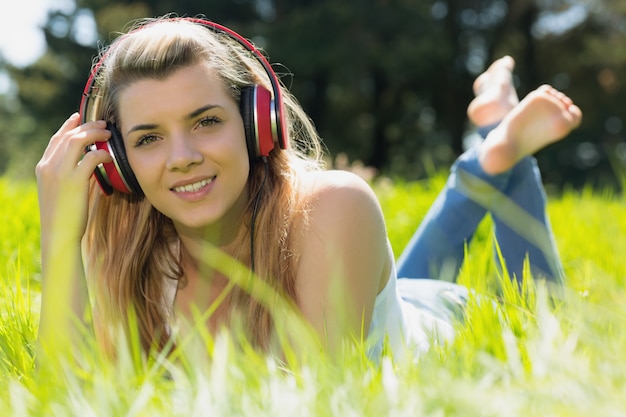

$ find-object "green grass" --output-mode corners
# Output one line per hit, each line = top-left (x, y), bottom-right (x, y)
(1, 175), (625, 416)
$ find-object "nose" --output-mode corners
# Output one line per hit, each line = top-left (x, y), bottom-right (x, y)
(165, 133), (203, 171)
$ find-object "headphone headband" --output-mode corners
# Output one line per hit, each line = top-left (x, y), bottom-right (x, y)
(80, 18), (288, 149)
(81, 17), (289, 195)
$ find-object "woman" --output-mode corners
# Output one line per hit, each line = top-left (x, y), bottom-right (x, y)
(36, 17), (582, 361)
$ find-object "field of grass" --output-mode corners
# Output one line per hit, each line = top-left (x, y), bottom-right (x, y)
(0, 175), (625, 416)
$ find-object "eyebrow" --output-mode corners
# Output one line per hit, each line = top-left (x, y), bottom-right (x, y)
(125, 104), (223, 136)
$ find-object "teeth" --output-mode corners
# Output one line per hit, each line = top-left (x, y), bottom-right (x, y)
(173, 178), (212, 193)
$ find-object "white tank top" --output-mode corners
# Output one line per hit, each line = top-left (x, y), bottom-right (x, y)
(166, 240), (461, 361)
(366, 241), (458, 361)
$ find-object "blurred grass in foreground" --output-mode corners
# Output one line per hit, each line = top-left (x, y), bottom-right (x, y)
(0, 176), (625, 416)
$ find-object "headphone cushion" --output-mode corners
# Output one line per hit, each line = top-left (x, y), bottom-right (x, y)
(240, 85), (275, 158)
(106, 123), (142, 194)
(240, 86), (258, 158)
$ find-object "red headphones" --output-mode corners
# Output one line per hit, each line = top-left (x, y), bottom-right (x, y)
(80, 17), (288, 195)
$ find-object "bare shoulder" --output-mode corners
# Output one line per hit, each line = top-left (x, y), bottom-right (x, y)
(294, 170), (391, 348)
(301, 169), (381, 212)
(298, 169), (389, 250)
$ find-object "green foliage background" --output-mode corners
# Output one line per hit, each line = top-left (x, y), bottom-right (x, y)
(1, 1), (626, 413)
(2, 0), (626, 189)
(1, 177), (625, 415)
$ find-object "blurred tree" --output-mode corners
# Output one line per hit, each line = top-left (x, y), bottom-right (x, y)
(1, 0), (259, 176)
(268, 0), (455, 178)
(491, 0), (626, 189)
(2, 0), (625, 190)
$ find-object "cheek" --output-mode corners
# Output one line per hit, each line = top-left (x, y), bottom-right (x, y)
(125, 154), (146, 179)
(227, 125), (252, 177)
(231, 147), (251, 189)
(125, 153), (160, 195)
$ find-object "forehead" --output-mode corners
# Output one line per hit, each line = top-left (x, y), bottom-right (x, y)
(117, 63), (233, 124)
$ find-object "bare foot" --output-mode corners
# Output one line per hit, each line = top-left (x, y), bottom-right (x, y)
(467, 56), (519, 127)
(478, 85), (583, 175)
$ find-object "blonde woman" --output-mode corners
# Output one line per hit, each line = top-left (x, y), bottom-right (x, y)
(36, 17), (582, 360)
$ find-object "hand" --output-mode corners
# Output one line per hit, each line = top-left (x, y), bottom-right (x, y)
(36, 113), (112, 241)
(36, 113), (111, 359)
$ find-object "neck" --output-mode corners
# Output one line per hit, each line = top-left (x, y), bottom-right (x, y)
(177, 223), (237, 259)
(175, 239), (233, 334)
(174, 183), (250, 268)
(174, 218), (243, 313)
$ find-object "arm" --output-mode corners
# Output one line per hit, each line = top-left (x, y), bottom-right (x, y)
(35, 113), (111, 360)
(294, 170), (391, 354)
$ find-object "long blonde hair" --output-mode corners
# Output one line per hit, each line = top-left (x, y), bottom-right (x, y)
(83, 17), (324, 354)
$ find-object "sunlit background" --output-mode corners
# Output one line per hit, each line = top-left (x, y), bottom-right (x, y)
(1, 0), (624, 191)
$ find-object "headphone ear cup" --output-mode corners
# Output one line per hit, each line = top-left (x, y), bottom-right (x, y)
(91, 124), (142, 195)
(240, 86), (259, 158)
(106, 123), (142, 194)
(240, 85), (275, 158)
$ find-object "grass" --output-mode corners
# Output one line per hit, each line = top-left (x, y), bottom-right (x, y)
(1, 174), (625, 416)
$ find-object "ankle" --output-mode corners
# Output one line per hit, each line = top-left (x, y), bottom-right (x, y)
(478, 125), (519, 175)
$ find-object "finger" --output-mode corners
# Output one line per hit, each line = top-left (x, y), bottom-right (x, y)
(62, 112), (81, 130)
(39, 122), (111, 178)
(65, 123), (112, 162)
(50, 113), (81, 143)
(42, 113), (80, 156)
(72, 123), (111, 147)
(76, 149), (113, 178)
(58, 117), (109, 145)
(45, 116), (107, 160)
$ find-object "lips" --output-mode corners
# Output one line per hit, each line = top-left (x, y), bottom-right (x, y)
(171, 177), (215, 193)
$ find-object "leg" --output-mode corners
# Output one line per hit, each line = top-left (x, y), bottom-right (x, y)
(473, 61), (581, 283)
(467, 55), (519, 128)
(491, 157), (565, 283)
(481, 82), (581, 284)
(395, 145), (511, 280)
(397, 57), (582, 284)
(396, 57), (520, 280)
(478, 85), (582, 175)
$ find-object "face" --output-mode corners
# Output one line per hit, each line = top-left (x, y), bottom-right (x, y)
(118, 63), (251, 236)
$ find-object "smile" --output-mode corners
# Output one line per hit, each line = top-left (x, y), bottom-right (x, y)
(171, 177), (215, 192)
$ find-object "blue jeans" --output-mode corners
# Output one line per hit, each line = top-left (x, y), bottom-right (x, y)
(396, 127), (564, 285)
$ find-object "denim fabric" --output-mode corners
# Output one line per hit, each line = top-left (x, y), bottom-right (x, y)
(395, 128), (564, 285)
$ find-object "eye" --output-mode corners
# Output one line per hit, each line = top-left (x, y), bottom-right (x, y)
(134, 134), (160, 147)
(197, 116), (221, 128)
